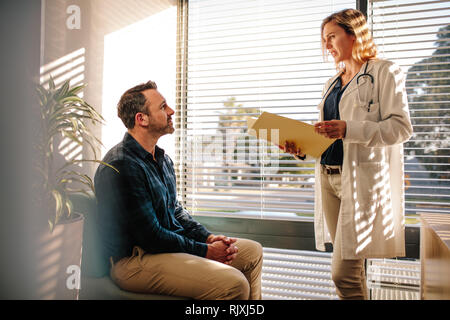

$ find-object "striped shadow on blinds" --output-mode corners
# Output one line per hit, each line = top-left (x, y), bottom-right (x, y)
(175, 0), (356, 221)
(369, 0), (450, 218)
(262, 247), (337, 300)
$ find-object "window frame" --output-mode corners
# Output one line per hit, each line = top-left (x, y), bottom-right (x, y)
(175, 0), (448, 251)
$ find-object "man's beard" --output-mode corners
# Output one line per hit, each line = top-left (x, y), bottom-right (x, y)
(165, 123), (175, 134)
(164, 119), (175, 134)
(150, 119), (174, 135)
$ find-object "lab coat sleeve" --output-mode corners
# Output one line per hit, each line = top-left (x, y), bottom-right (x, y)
(344, 61), (413, 147)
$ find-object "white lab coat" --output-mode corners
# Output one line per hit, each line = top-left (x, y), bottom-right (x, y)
(314, 59), (413, 259)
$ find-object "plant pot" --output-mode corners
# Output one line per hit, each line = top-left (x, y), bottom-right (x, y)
(35, 212), (84, 300)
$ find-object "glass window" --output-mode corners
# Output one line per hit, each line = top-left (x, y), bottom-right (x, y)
(176, 0), (356, 220)
(370, 0), (450, 221)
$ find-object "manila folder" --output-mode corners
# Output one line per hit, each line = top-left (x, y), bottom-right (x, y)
(247, 111), (335, 158)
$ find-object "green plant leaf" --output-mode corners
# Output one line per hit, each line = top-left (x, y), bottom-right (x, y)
(67, 84), (87, 96)
(81, 160), (120, 173)
(64, 188), (93, 198)
(48, 76), (56, 90)
(36, 77), (114, 229)
(70, 117), (79, 133)
(55, 80), (70, 100)
(57, 171), (95, 190)
(61, 130), (83, 146)
(48, 219), (54, 233)
(65, 199), (73, 218)
(51, 189), (63, 225)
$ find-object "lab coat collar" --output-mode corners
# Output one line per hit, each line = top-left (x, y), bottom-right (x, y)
(341, 60), (375, 102)
(317, 72), (342, 110)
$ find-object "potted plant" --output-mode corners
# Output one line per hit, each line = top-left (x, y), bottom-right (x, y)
(35, 76), (116, 299)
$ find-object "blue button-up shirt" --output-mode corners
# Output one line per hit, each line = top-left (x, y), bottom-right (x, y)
(320, 77), (349, 166)
(94, 133), (210, 261)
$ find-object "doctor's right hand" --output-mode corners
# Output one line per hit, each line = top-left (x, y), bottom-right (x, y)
(279, 141), (306, 160)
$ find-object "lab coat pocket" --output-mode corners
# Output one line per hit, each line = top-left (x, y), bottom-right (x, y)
(354, 102), (380, 121)
(351, 101), (380, 122)
(353, 162), (383, 227)
(366, 102), (380, 121)
(357, 144), (383, 163)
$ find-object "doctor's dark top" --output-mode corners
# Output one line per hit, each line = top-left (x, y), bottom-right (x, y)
(320, 76), (351, 166)
(94, 133), (211, 262)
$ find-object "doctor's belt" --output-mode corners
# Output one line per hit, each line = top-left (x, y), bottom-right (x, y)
(321, 164), (342, 175)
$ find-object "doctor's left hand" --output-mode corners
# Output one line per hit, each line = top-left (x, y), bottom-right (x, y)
(314, 120), (346, 139)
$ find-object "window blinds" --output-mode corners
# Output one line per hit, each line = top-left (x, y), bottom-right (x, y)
(369, 0), (450, 216)
(176, 0), (449, 221)
(176, 0), (355, 220)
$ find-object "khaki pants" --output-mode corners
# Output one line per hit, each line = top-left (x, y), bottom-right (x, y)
(110, 238), (263, 300)
(321, 166), (368, 300)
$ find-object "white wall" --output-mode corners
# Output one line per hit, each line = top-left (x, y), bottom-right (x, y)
(101, 6), (177, 159)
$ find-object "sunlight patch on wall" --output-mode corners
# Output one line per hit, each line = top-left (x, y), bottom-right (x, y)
(101, 6), (177, 158)
(40, 47), (85, 90)
(40, 48), (86, 163)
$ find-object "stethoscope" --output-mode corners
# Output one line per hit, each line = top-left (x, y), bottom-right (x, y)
(322, 61), (374, 112)
(357, 61), (374, 111)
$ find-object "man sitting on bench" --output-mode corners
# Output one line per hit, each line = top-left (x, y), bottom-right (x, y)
(94, 80), (263, 300)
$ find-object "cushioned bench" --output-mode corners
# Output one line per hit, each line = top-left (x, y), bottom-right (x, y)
(70, 192), (188, 300)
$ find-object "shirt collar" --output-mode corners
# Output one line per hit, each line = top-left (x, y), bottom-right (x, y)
(123, 132), (166, 163)
(334, 77), (342, 90)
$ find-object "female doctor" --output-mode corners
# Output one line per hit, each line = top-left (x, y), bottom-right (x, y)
(283, 9), (413, 299)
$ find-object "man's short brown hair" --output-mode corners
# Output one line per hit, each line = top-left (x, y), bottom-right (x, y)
(117, 80), (157, 129)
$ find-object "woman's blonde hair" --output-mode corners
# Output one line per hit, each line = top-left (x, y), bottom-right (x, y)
(321, 9), (377, 67)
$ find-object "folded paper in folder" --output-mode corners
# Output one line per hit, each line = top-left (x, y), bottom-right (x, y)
(246, 112), (335, 158)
